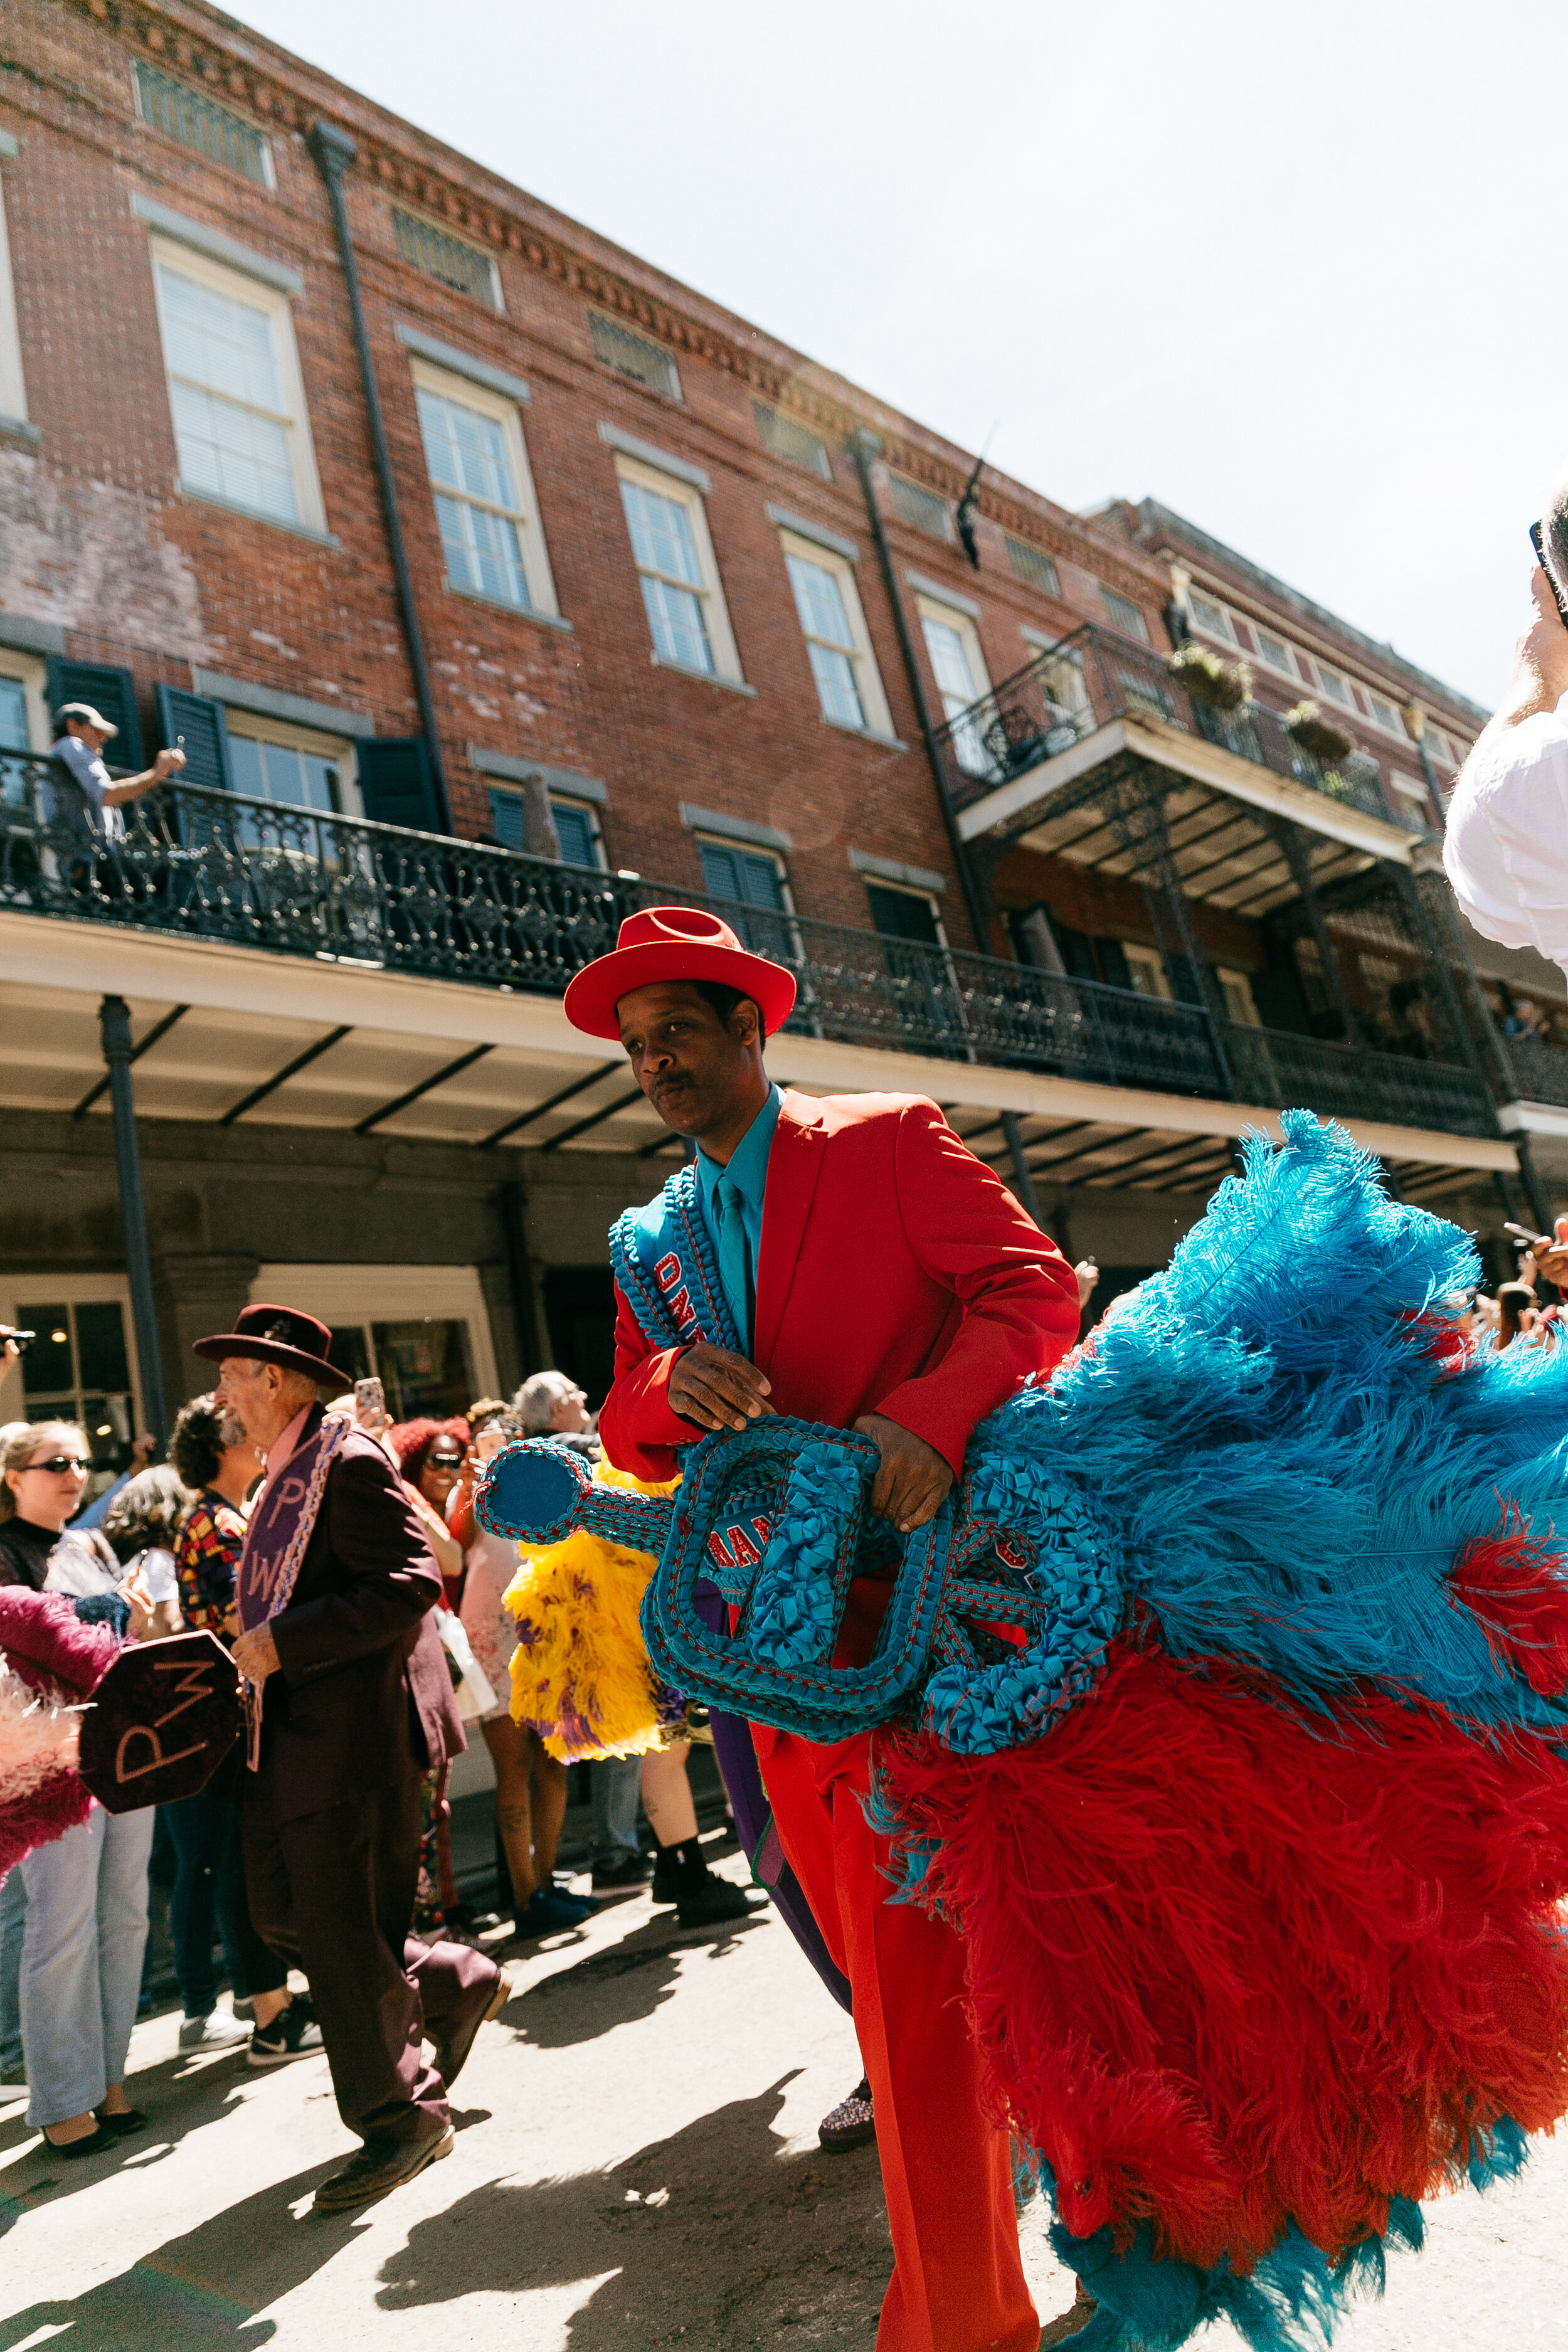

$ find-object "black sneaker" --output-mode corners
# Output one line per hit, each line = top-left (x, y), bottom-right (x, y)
(591, 1850), (652, 1892)
(675, 1874), (768, 1929)
(248, 1995), (324, 2069)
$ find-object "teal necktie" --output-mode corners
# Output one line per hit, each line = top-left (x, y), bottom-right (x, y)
(715, 1175), (753, 1353)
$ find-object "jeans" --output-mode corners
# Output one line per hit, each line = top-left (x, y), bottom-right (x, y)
(0, 1868), (25, 2074)
(590, 1756), (642, 1864)
(162, 1753), (287, 2016)
(19, 1803), (155, 2129)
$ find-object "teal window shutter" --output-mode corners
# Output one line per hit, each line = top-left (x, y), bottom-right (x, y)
(356, 738), (442, 832)
(551, 802), (599, 868)
(487, 787), (525, 851)
(696, 837), (788, 953)
(154, 686), (231, 791)
(865, 881), (941, 945)
(45, 660), (144, 768)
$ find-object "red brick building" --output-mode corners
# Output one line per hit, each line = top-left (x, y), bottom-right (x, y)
(1, 0), (1563, 1486)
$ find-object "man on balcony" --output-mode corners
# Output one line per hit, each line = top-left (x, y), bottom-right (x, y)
(570, 905), (1084, 2352)
(45, 702), (184, 844)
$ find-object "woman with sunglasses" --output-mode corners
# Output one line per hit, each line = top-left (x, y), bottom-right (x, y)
(0, 1422), (155, 2158)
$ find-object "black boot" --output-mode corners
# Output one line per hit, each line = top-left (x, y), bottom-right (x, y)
(657, 1838), (768, 1929)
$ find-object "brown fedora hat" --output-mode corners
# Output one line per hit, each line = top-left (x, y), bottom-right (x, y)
(193, 1301), (342, 1389)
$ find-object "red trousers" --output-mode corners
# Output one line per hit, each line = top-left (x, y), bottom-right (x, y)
(760, 1725), (1038, 2352)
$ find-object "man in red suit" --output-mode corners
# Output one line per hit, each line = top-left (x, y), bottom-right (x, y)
(568, 907), (1083, 2351)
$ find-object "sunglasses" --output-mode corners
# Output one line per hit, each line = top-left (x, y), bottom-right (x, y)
(428, 1452), (464, 1469)
(27, 1454), (90, 1475)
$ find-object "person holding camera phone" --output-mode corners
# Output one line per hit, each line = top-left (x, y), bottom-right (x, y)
(1445, 491), (1568, 975)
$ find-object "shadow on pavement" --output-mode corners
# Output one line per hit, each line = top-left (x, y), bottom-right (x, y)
(376, 2076), (889, 2351)
(502, 1909), (768, 2052)
(0, 2159), (366, 2347)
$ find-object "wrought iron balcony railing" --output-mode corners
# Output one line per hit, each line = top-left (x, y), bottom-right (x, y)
(932, 623), (1416, 830)
(0, 763), (1498, 1139)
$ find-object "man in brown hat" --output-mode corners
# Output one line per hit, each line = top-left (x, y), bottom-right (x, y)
(198, 1303), (509, 2212)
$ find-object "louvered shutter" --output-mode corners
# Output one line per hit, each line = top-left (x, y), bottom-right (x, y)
(356, 738), (442, 833)
(45, 660), (144, 768)
(154, 686), (231, 791)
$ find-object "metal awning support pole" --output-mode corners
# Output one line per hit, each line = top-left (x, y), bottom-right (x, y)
(1001, 1112), (1043, 1222)
(100, 993), (167, 1444)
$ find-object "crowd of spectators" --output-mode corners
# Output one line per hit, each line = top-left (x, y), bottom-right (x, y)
(0, 1351), (687, 2154)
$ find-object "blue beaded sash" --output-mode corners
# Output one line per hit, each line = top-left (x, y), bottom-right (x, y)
(609, 1163), (741, 1357)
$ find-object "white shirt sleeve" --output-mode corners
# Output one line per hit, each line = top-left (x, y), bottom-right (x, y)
(1443, 711), (1568, 980)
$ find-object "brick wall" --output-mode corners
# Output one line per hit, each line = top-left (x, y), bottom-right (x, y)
(0, 0), (1181, 950)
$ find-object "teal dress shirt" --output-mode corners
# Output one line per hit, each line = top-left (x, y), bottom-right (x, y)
(694, 1084), (783, 1353)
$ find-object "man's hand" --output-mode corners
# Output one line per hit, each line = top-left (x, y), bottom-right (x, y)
(231, 1623), (281, 1686)
(667, 1342), (774, 1433)
(152, 746), (186, 781)
(853, 1413), (953, 1534)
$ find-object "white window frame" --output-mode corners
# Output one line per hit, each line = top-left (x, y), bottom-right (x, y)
(1121, 942), (1173, 1001)
(410, 355), (558, 620)
(249, 1263), (500, 1404)
(0, 169), (27, 429)
(548, 792), (607, 869)
(1185, 588), (1235, 645)
(1312, 658), (1353, 709)
(1100, 586), (1149, 642)
(1215, 966), (1261, 1026)
(0, 645), (49, 749)
(613, 450), (744, 685)
(778, 527), (893, 739)
(916, 591), (994, 780)
(864, 873), (950, 949)
(1184, 584), (1426, 746)
(0, 1273), (144, 1436)
(225, 710), (363, 817)
(150, 233), (326, 534)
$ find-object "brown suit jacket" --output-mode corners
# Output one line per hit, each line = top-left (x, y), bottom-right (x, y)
(258, 1413), (465, 1824)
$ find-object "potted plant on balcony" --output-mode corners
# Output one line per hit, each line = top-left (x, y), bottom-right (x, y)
(1167, 640), (1252, 711)
(1283, 700), (1353, 763)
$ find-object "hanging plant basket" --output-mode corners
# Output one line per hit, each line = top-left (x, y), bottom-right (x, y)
(1168, 640), (1252, 712)
(1283, 700), (1353, 763)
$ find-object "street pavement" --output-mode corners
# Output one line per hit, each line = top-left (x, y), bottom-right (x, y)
(1, 1846), (1565, 2349)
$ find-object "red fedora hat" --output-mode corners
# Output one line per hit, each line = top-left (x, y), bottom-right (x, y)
(193, 1302), (342, 1389)
(563, 905), (797, 1042)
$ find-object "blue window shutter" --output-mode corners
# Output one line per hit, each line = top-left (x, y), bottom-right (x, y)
(357, 737), (441, 832)
(551, 802), (598, 868)
(45, 659), (144, 768)
(696, 839), (783, 911)
(154, 686), (231, 791)
(487, 788), (525, 850)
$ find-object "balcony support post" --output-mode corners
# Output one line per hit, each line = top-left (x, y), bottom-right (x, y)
(1390, 864), (1498, 1092)
(1000, 1112), (1043, 1222)
(309, 121), (453, 835)
(1407, 852), (1522, 1106)
(1271, 822), (1365, 1049)
(846, 430), (993, 954)
(99, 993), (168, 1447)
(1115, 763), (1236, 1098)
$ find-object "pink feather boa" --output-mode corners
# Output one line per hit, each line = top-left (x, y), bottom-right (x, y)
(0, 1588), (119, 1878)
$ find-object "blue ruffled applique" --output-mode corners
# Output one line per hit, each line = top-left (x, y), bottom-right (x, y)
(746, 1444), (862, 1667)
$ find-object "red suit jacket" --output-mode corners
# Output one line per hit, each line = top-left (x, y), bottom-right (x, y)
(601, 1088), (1081, 1486)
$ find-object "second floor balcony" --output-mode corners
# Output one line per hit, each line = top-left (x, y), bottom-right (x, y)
(936, 623), (1434, 865)
(0, 763), (1518, 1155)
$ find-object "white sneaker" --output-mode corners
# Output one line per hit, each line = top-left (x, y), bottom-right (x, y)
(178, 2009), (252, 2050)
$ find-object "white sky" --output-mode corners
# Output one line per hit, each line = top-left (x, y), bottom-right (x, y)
(238, 0), (1565, 711)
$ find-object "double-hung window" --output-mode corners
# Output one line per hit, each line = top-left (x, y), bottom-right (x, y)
(226, 716), (358, 817)
(411, 359), (555, 616)
(916, 595), (993, 778)
(780, 531), (892, 737)
(615, 453), (743, 683)
(151, 240), (324, 531)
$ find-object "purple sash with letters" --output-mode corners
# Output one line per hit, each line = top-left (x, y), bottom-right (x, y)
(236, 1408), (346, 1766)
